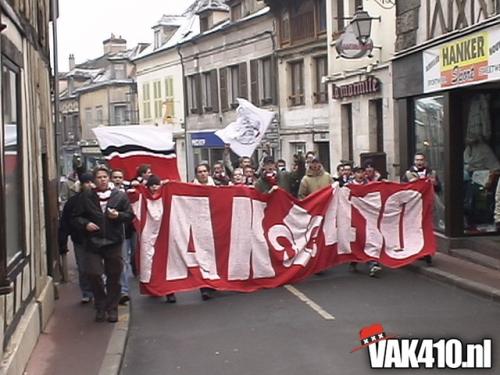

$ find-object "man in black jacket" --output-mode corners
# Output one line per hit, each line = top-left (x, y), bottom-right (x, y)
(58, 172), (94, 303)
(74, 166), (134, 323)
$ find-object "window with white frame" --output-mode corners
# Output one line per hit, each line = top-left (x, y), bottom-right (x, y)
(164, 77), (175, 120)
(95, 106), (103, 125)
(229, 65), (239, 106)
(142, 83), (151, 120)
(153, 80), (162, 119)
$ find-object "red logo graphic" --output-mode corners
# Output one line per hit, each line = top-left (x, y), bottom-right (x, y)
(351, 323), (397, 352)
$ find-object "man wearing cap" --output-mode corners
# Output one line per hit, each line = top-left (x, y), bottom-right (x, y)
(298, 157), (333, 199)
(73, 166), (134, 323)
(58, 172), (94, 304)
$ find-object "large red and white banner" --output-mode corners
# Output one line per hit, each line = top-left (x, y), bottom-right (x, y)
(132, 180), (436, 295)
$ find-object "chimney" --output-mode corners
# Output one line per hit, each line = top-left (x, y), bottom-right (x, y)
(103, 33), (127, 55)
(69, 54), (75, 70)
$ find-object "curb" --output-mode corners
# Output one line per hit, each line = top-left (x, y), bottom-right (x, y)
(98, 304), (130, 375)
(407, 264), (500, 304)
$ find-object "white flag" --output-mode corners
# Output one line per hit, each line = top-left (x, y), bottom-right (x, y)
(215, 98), (275, 157)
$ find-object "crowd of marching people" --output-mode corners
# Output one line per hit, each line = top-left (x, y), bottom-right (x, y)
(58, 147), (439, 323)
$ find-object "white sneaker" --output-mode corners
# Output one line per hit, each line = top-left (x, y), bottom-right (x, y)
(369, 265), (382, 277)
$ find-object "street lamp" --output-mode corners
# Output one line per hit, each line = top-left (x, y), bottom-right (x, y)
(351, 7), (373, 44)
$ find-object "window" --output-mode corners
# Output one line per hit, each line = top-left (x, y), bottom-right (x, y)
(317, 0), (327, 33)
(290, 1), (315, 42)
(262, 58), (273, 103)
(2, 62), (24, 265)
(72, 114), (80, 139)
(154, 29), (161, 49)
(95, 106), (103, 125)
(113, 63), (126, 80)
(341, 103), (353, 161)
(251, 57), (276, 106)
(113, 105), (127, 125)
(289, 60), (304, 106)
(85, 107), (93, 126)
(153, 80), (162, 119)
(314, 55), (328, 104)
(414, 96), (445, 232)
(202, 70), (219, 113)
(231, 2), (242, 22)
(230, 65), (239, 106)
(142, 83), (151, 120)
(292, 142), (306, 156)
(369, 99), (384, 152)
(164, 77), (175, 121)
(280, 9), (290, 43)
(200, 15), (209, 33)
(188, 74), (202, 114)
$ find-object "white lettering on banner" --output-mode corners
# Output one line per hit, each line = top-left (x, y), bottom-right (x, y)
(351, 192), (383, 258)
(166, 196), (220, 281)
(268, 204), (323, 267)
(139, 198), (163, 283)
(228, 198), (275, 280)
(323, 187), (356, 253)
(380, 190), (424, 258)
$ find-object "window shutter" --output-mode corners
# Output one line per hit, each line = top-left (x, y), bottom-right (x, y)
(210, 70), (219, 113)
(250, 59), (259, 106)
(271, 55), (278, 105)
(195, 74), (202, 114)
(184, 76), (189, 115)
(238, 62), (248, 99)
(219, 68), (228, 111)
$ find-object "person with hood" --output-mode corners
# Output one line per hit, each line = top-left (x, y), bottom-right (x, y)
(298, 157), (333, 199)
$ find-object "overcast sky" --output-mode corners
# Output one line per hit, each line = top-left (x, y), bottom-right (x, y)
(57, 0), (195, 71)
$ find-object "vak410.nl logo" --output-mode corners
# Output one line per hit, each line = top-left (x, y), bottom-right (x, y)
(352, 323), (492, 369)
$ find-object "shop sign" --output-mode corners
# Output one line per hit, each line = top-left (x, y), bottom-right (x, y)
(335, 24), (374, 59)
(423, 24), (500, 93)
(332, 76), (381, 100)
(190, 131), (225, 148)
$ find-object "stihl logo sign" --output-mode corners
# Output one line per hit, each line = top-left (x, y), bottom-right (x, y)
(353, 324), (492, 369)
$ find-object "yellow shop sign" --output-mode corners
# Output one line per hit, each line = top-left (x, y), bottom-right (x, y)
(440, 33), (489, 70)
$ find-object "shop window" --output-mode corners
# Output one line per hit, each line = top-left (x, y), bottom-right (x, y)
(462, 93), (500, 234)
(414, 96), (445, 232)
(2, 61), (25, 267)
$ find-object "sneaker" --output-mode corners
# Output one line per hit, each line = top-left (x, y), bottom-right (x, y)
(348, 262), (358, 273)
(165, 294), (176, 303)
(81, 296), (91, 304)
(200, 290), (212, 301)
(107, 309), (118, 323)
(95, 310), (106, 322)
(369, 265), (382, 277)
(119, 294), (130, 305)
(424, 255), (433, 266)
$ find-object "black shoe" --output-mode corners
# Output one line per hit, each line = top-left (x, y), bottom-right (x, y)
(200, 290), (212, 301)
(425, 255), (433, 266)
(95, 310), (106, 322)
(165, 294), (176, 303)
(119, 294), (130, 305)
(107, 309), (118, 323)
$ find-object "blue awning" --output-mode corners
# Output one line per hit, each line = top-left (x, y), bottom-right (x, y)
(190, 131), (225, 148)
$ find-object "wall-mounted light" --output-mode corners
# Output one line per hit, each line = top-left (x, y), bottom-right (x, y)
(350, 7), (381, 44)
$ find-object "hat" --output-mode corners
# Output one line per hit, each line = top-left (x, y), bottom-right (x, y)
(351, 323), (397, 352)
(78, 172), (93, 184)
(363, 159), (375, 168)
(262, 156), (275, 165)
(146, 174), (161, 187)
(353, 166), (365, 173)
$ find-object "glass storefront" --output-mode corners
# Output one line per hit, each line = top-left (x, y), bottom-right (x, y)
(462, 92), (500, 234)
(413, 96), (446, 232)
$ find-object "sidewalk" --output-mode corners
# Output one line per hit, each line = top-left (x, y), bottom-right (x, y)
(23, 252), (129, 375)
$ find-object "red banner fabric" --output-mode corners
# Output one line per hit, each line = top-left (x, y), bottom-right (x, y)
(108, 155), (180, 182)
(132, 180), (436, 296)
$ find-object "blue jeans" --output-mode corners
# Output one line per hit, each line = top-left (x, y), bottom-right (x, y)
(120, 238), (132, 295)
(74, 242), (93, 299)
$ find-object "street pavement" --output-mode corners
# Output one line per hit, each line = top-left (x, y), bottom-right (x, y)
(121, 264), (500, 375)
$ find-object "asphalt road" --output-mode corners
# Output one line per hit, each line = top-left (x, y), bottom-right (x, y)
(121, 265), (500, 375)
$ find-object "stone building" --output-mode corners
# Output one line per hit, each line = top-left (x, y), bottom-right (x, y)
(393, 0), (500, 243)
(326, 0), (396, 177)
(0, 1), (60, 372)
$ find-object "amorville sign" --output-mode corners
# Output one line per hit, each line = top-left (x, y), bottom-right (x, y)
(332, 76), (381, 100)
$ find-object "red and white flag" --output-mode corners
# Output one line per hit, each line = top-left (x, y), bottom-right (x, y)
(92, 125), (180, 181)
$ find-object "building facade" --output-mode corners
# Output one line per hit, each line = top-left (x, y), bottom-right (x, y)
(265, 0), (331, 171)
(325, 0), (396, 178)
(0, 0), (59, 372)
(393, 0), (500, 242)
(180, 0), (278, 180)
(61, 35), (146, 172)
(134, 14), (195, 181)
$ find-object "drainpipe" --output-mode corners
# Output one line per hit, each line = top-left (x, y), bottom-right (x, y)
(176, 44), (191, 182)
(264, 23), (280, 158)
(51, 0), (61, 177)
